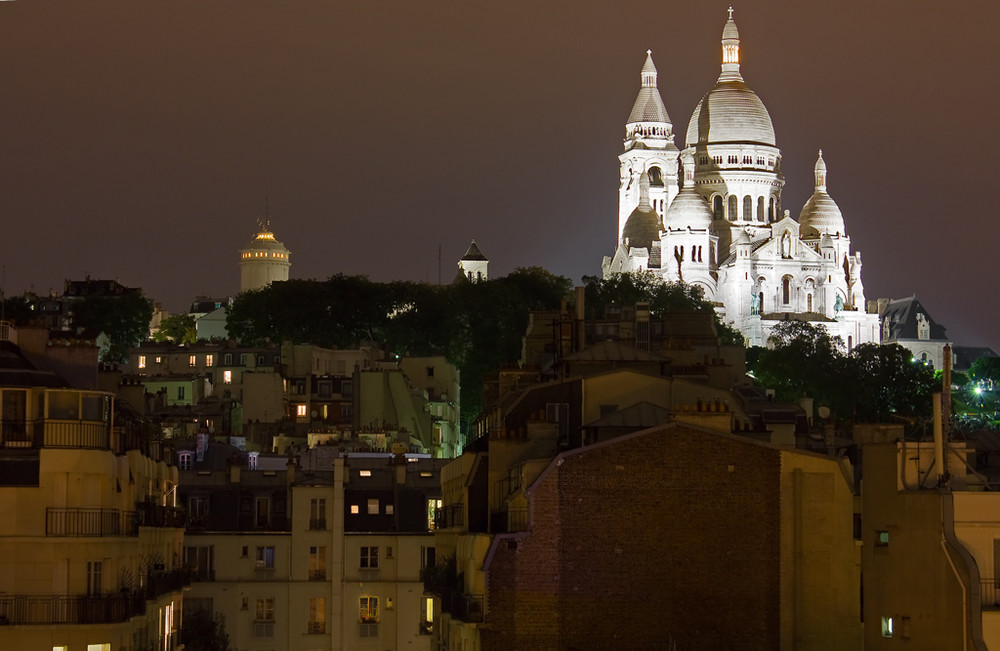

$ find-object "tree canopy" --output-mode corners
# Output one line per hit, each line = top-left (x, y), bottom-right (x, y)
(582, 272), (744, 345)
(154, 313), (198, 345)
(181, 608), (231, 651)
(71, 291), (154, 363)
(226, 269), (573, 424)
(748, 320), (938, 422)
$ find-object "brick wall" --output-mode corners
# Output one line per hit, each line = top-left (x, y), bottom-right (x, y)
(483, 424), (781, 650)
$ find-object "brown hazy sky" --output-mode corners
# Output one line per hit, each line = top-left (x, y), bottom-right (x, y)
(1, 1), (997, 350)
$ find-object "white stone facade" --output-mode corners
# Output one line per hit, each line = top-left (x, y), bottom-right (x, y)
(602, 10), (880, 348)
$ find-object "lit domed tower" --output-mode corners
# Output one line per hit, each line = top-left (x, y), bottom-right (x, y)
(684, 7), (784, 242)
(239, 220), (291, 293)
(798, 150), (846, 238)
(618, 50), (679, 241)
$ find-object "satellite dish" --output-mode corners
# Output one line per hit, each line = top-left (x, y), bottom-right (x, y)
(818, 406), (831, 419)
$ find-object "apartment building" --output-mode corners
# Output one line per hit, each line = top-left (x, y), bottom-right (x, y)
(0, 329), (186, 651)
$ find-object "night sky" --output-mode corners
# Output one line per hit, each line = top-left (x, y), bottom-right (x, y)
(1, 1), (996, 351)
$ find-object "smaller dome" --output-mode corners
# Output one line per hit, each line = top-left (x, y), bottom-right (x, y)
(664, 190), (714, 230)
(622, 172), (661, 250)
(665, 153), (712, 230)
(798, 150), (845, 237)
(623, 205), (662, 251)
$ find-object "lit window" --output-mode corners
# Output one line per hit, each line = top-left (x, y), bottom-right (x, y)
(297, 404), (308, 417)
(138, 355), (146, 369)
(205, 354), (214, 367)
(256, 597), (275, 621)
(223, 370), (232, 384)
(881, 616), (893, 638)
(350, 504), (360, 514)
(308, 597), (326, 633)
(155, 356), (162, 363)
(385, 504), (394, 515)
(189, 354), (197, 367)
(360, 596), (380, 623)
(367, 498), (379, 515)
(359, 469), (372, 477)
(309, 546), (326, 581)
(178, 452), (193, 470)
(876, 530), (889, 546)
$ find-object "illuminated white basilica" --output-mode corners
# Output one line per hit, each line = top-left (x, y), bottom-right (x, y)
(602, 9), (879, 348)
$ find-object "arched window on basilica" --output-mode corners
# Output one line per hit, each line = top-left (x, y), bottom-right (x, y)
(743, 195), (752, 221)
(648, 166), (663, 186)
(757, 196), (765, 222)
(714, 196), (723, 220)
(728, 195), (738, 221)
(781, 276), (792, 305)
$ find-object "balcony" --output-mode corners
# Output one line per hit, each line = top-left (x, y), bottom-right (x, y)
(307, 621), (326, 634)
(308, 569), (326, 581)
(444, 592), (485, 623)
(433, 503), (464, 530)
(46, 508), (138, 537)
(491, 507), (528, 533)
(0, 419), (111, 451)
(135, 501), (186, 529)
(309, 518), (327, 530)
(0, 593), (144, 625)
(981, 580), (1000, 610)
(0, 570), (189, 626)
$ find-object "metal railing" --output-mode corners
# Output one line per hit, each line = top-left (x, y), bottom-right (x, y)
(491, 507), (528, 533)
(307, 621), (326, 634)
(445, 592), (485, 623)
(433, 504), (464, 530)
(981, 580), (1000, 609)
(308, 569), (326, 581)
(46, 508), (138, 537)
(135, 502), (186, 529)
(0, 570), (190, 626)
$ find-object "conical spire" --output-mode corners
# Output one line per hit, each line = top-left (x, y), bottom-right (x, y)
(814, 149), (827, 192)
(720, 7), (741, 81)
(641, 49), (657, 88)
(627, 51), (672, 126)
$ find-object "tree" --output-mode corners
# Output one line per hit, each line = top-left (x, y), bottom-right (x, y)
(71, 291), (154, 363)
(969, 356), (1000, 390)
(181, 608), (231, 651)
(847, 343), (937, 422)
(582, 272), (744, 345)
(154, 313), (197, 344)
(750, 320), (845, 410)
(748, 323), (939, 423)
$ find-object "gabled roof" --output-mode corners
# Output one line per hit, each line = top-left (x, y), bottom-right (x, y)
(583, 401), (671, 429)
(881, 296), (948, 341)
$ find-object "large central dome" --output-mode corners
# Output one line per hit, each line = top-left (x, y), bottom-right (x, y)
(684, 10), (776, 147)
